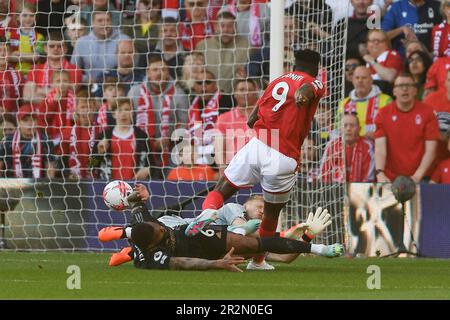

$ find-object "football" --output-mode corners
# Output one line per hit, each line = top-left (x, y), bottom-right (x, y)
(102, 180), (133, 211)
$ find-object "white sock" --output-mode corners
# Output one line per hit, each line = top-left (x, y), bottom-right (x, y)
(125, 227), (132, 239)
(227, 226), (246, 236)
(232, 228), (246, 236)
(310, 244), (326, 256)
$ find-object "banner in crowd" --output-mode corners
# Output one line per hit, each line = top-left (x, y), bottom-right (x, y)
(345, 183), (421, 257)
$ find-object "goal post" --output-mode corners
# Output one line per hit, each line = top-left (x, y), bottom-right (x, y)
(269, 0), (285, 81)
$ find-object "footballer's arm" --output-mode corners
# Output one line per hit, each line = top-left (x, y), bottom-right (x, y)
(169, 248), (245, 272)
(247, 105), (259, 128)
(295, 83), (316, 107)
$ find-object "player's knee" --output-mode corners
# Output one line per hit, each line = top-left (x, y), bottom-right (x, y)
(217, 177), (240, 195)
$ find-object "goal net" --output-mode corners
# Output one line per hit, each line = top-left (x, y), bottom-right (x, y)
(0, 0), (348, 251)
(280, 0), (349, 245)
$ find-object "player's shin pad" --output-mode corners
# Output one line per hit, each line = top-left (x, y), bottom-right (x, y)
(130, 202), (158, 225)
(258, 237), (312, 254)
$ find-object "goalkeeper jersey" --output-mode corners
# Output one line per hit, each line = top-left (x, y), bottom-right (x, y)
(129, 202), (227, 270)
(131, 224), (227, 270)
(157, 203), (246, 229)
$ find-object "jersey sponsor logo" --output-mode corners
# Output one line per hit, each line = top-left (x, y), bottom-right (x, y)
(415, 114), (422, 125)
(392, 115), (397, 122)
(415, 22), (435, 34)
(434, 30), (442, 52)
(402, 11), (407, 18)
(445, 168), (448, 173)
(428, 7), (434, 19)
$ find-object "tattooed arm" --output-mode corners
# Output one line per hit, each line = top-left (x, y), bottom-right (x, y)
(295, 83), (316, 107)
(169, 248), (245, 272)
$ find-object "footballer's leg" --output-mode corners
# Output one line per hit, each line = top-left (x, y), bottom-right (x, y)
(202, 138), (261, 210)
(185, 209), (220, 237)
(202, 177), (239, 210)
(267, 207), (334, 263)
(248, 140), (299, 268)
(249, 193), (290, 269)
(225, 231), (344, 258)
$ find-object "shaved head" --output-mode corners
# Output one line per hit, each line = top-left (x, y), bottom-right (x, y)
(352, 66), (373, 98)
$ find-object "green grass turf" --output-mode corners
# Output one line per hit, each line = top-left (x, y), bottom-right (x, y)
(0, 252), (449, 300)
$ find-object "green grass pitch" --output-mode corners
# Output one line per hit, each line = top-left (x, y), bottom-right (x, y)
(1, 252), (449, 300)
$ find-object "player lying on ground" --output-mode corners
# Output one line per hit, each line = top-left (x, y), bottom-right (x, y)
(100, 191), (331, 266)
(100, 184), (343, 272)
(200, 49), (326, 270)
(101, 194), (263, 266)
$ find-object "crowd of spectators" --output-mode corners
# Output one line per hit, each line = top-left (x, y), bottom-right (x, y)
(0, 0), (449, 185)
(329, 0), (450, 184)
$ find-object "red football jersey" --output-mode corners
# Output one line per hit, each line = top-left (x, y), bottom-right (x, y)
(61, 125), (95, 178)
(179, 20), (214, 51)
(111, 129), (136, 180)
(253, 71), (325, 160)
(425, 56), (450, 91)
(368, 50), (403, 80)
(27, 61), (83, 88)
(0, 67), (22, 113)
(423, 91), (450, 165)
(374, 101), (441, 180)
(431, 158), (450, 183)
(431, 22), (450, 59)
(423, 90), (450, 113)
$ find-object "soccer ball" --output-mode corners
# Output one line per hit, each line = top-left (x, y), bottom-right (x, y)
(103, 180), (133, 211)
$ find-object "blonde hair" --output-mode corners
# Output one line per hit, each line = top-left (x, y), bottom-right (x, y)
(245, 194), (264, 204)
(367, 29), (391, 49)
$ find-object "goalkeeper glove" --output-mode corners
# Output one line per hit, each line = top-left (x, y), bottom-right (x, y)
(304, 207), (332, 239)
